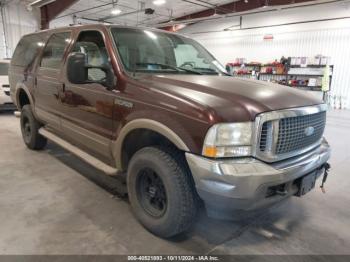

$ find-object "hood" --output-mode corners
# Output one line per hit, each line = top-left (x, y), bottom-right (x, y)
(137, 74), (322, 123)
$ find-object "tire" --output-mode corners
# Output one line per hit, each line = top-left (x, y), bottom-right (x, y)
(20, 105), (47, 150)
(127, 146), (197, 238)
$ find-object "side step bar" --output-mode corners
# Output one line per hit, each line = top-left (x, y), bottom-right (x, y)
(39, 128), (118, 176)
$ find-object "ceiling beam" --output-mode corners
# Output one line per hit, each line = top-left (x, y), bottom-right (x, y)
(181, 0), (234, 14)
(160, 0), (322, 30)
(40, 0), (79, 29)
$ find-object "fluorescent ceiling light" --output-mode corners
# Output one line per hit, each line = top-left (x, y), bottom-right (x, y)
(153, 0), (166, 6)
(29, 0), (56, 7)
(111, 8), (122, 15)
(223, 24), (240, 31)
(176, 24), (186, 30)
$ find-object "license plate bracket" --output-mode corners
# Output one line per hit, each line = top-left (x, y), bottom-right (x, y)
(295, 171), (317, 197)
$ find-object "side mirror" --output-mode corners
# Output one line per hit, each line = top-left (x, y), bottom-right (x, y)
(67, 52), (116, 90)
(67, 52), (87, 84)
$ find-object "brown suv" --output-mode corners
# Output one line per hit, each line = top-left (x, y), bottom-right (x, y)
(9, 24), (330, 238)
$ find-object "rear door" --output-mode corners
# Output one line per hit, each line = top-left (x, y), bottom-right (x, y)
(35, 31), (72, 131)
(9, 33), (46, 109)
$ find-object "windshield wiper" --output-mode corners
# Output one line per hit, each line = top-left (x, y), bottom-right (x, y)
(190, 67), (230, 76)
(135, 62), (203, 75)
(178, 66), (203, 75)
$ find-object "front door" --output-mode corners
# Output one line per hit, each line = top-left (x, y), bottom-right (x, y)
(60, 30), (115, 164)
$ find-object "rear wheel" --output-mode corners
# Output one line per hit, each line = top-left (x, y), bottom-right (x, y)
(20, 105), (47, 150)
(127, 147), (197, 238)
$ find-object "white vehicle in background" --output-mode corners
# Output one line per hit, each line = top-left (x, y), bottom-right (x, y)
(0, 59), (15, 111)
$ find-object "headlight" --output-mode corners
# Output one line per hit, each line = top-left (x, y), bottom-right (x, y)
(202, 122), (253, 158)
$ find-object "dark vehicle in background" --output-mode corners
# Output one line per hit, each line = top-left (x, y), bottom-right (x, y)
(9, 24), (330, 238)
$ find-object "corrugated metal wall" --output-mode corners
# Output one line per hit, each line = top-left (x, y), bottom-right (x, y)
(192, 27), (350, 108)
(180, 0), (350, 109)
(0, 3), (38, 59)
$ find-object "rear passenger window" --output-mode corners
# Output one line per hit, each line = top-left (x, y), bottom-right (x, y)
(40, 32), (71, 69)
(11, 34), (45, 67)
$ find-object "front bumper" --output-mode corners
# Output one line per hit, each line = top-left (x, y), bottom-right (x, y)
(186, 139), (330, 216)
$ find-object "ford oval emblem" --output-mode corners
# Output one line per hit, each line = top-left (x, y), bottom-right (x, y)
(304, 126), (315, 136)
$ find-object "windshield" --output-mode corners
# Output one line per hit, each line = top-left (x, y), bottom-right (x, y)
(0, 62), (9, 76)
(111, 27), (226, 75)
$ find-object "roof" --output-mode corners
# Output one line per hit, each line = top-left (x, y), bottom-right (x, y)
(23, 23), (184, 37)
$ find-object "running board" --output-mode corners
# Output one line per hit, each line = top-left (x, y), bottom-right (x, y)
(39, 128), (118, 176)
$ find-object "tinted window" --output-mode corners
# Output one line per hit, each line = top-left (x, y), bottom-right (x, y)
(72, 31), (110, 82)
(41, 32), (71, 69)
(0, 62), (9, 75)
(11, 34), (45, 67)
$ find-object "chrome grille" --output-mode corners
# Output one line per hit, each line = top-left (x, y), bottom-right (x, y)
(255, 105), (327, 162)
(260, 122), (269, 152)
(275, 112), (326, 154)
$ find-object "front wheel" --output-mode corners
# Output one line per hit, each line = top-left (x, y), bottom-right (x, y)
(20, 105), (47, 150)
(127, 147), (197, 238)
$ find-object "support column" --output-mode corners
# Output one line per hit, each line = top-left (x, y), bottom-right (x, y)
(40, 0), (78, 29)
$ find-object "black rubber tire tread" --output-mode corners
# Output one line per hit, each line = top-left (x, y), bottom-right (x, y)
(127, 146), (198, 238)
(20, 105), (47, 150)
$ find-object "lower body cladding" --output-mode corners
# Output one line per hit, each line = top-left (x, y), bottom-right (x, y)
(186, 139), (331, 219)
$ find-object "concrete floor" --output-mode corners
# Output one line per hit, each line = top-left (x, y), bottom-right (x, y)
(0, 110), (350, 255)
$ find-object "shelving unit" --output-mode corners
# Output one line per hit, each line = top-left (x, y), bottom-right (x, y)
(227, 63), (333, 93)
(226, 63), (260, 80)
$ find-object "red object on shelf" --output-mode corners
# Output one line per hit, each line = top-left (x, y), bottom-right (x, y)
(263, 34), (274, 41)
(265, 67), (273, 74)
(226, 62), (241, 67)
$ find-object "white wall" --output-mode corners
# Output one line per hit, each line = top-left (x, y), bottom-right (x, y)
(50, 16), (107, 28)
(0, 1), (39, 59)
(0, 1), (349, 107)
(49, 15), (74, 28)
(179, 1), (350, 108)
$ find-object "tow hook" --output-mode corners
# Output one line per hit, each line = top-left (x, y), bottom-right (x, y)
(320, 163), (331, 193)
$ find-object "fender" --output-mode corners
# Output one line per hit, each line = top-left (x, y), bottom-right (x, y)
(15, 83), (35, 112)
(112, 119), (190, 170)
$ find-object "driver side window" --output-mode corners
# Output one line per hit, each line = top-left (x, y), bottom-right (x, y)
(72, 30), (110, 82)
